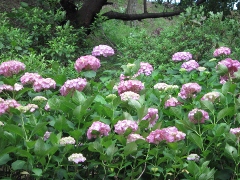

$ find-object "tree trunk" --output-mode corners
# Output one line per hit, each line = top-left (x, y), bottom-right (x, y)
(126, 0), (137, 27)
(143, 0), (147, 13)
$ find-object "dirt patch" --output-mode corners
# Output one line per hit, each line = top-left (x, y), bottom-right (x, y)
(0, 0), (22, 13)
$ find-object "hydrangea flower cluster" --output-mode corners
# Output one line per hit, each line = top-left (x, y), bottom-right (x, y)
(33, 96), (48, 102)
(181, 60), (199, 71)
(133, 62), (153, 77)
(188, 108), (209, 124)
(60, 78), (87, 96)
(187, 154), (200, 161)
(230, 128), (240, 139)
(114, 120), (138, 135)
(178, 83), (201, 99)
(146, 126), (186, 144)
(0, 83), (23, 93)
(68, 153), (86, 164)
(117, 80), (144, 95)
(165, 97), (181, 108)
(59, 136), (76, 145)
(92, 45), (115, 57)
(127, 134), (145, 143)
(33, 78), (56, 92)
(172, 52), (192, 61)
(120, 91), (140, 101)
(43, 131), (51, 141)
(0, 99), (20, 115)
(87, 121), (111, 139)
(201, 92), (220, 102)
(16, 104), (38, 113)
(142, 108), (159, 127)
(20, 72), (42, 85)
(216, 58), (240, 84)
(119, 74), (131, 81)
(0, 60), (25, 77)
(75, 55), (101, 72)
(213, 46), (231, 57)
(154, 83), (179, 91)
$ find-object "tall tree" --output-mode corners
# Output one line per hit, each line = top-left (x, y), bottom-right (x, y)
(59, 0), (238, 32)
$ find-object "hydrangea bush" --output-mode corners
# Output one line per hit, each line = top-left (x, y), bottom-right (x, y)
(1, 45), (240, 180)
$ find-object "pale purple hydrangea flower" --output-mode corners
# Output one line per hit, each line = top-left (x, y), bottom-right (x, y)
(92, 45), (115, 57)
(120, 91), (140, 101)
(0, 60), (25, 77)
(178, 83), (201, 99)
(114, 120), (138, 135)
(16, 104), (38, 113)
(187, 154), (200, 161)
(146, 126), (186, 144)
(213, 47), (231, 57)
(59, 136), (76, 145)
(188, 108), (209, 124)
(181, 60), (199, 71)
(68, 153), (86, 164)
(43, 131), (51, 141)
(75, 55), (101, 72)
(165, 97), (181, 108)
(142, 108), (159, 128)
(45, 102), (50, 111)
(120, 74), (130, 81)
(87, 121), (111, 139)
(201, 92), (220, 102)
(13, 83), (23, 91)
(117, 80), (144, 95)
(133, 62), (154, 77)
(172, 52), (192, 61)
(0, 84), (14, 93)
(216, 58), (240, 84)
(33, 78), (56, 92)
(230, 128), (240, 139)
(127, 133), (145, 143)
(20, 72), (42, 85)
(60, 78), (87, 96)
(0, 99), (20, 115)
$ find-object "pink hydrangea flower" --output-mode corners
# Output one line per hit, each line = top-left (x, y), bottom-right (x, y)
(60, 78), (87, 96)
(165, 97), (181, 108)
(75, 55), (100, 72)
(87, 121), (111, 139)
(120, 91), (140, 101)
(146, 126), (186, 144)
(0, 84), (14, 93)
(181, 60), (199, 71)
(13, 83), (23, 91)
(33, 78), (56, 92)
(92, 45), (115, 57)
(188, 108), (209, 124)
(117, 80), (144, 95)
(142, 108), (159, 127)
(172, 52), (192, 61)
(0, 99), (20, 115)
(213, 47), (231, 57)
(133, 62), (154, 77)
(120, 74), (130, 81)
(178, 83), (201, 99)
(0, 60), (25, 77)
(43, 131), (51, 141)
(68, 153), (86, 164)
(230, 128), (240, 138)
(216, 58), (240, 84)
(20, 72), (42, 85)
(201, 92), (220, 102)
(114, 120), (138, 135)
(127, 133), (145, 143)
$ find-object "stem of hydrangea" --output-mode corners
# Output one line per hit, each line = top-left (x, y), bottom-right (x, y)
(21, 114), (29, 141)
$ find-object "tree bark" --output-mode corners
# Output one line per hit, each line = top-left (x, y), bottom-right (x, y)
(126, 0), (137, 26)
(143, 0), (147, 13)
